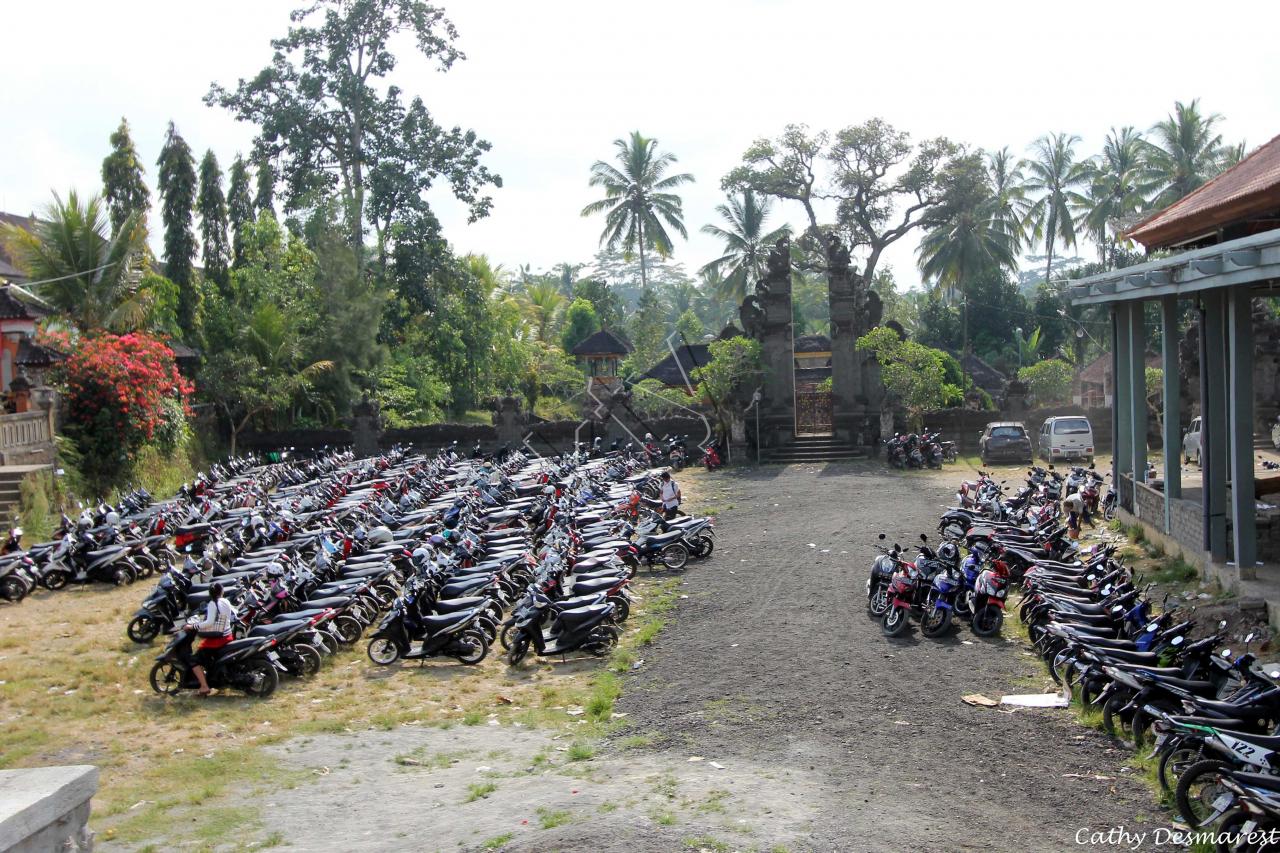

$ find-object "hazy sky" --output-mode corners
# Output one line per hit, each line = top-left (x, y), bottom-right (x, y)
(3, 0), (1278, 291)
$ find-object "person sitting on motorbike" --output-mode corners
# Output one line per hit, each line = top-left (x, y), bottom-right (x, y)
(179, 582), (236, 696)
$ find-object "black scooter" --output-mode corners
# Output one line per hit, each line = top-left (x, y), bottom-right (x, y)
(365, 597), (490, 666)
(149, 628), (280, 698)
(506, 594), (619, 664)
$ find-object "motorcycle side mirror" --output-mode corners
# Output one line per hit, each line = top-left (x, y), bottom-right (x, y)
(920, 533), (928, 542)
(1171, 635), (1185, 646)
(1101, 585), (1113, 596)
(1246, 632), (1256, 643)
(1222, 648), (1233, 658)
(1220, 620), (1229, 630)
(878, 533), (886, 540)
(1271, 670), (1280, 679)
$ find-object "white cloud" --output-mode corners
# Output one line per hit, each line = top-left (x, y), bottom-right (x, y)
(3, 0), (1277, 291)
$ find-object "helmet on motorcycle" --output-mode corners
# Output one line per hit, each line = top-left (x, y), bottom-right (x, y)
(429, 533), (446, 547)
(368, 526), (394, 546)
(267, 562), (284, 577)
(411, 547), (430, 564)
(104, 510), (121, 527)
(938, 542), (959, 565)
(543, 485), (555, 496)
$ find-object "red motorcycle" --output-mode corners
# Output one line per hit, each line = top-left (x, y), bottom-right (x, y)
(970, 556), (1010, 637)
(702, 445), (722, 471)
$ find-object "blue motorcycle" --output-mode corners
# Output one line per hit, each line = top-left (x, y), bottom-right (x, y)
(921, 564), (962, 637)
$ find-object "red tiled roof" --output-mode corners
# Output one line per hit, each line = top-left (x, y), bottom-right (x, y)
(1126, 134), (1280, 249)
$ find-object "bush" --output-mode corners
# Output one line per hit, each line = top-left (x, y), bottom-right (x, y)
(47, 331), (192, 496)
(1017, 358), (1073, 405)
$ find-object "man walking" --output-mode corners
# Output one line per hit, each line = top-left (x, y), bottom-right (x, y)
(658, 471), (682, 520)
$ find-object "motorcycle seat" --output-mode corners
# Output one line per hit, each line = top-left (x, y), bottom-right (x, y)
(212, 637), (263, 656)
(340, 566), (390, 579)
(551, 593), (604, 611)
(575, 569), (625, 581)
(1141, 673), (1216, 694)
(556, 602), (612, 626)
(1168, 714), (1247, 729)
(1228, 770), (1280, 792)
(572, 577), (617, 595)
(1097, 648), (1159, 665)
(86, 546), (127, 560)
(645, 531), (684, 546)
(1214, 730), (1280, 752)
(301, 595), (356, 608)
(432, 596), (488, 614)
(419, 609), (477, 631)
(249, 620), (308, 637)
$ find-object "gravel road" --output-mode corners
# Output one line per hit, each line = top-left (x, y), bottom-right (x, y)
(253, 463), (1172, 853)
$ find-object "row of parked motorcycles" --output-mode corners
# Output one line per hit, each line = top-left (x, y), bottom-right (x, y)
(872, 461), (1280, 845)
(0, 456), (276, 604)
(117, 443), (714, 698)
(884, 432), (957, 470)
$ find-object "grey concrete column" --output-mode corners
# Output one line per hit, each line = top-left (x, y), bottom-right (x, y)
(1229, 288), (1257, 572)
(1128, 300), (1148, 484)
(1115, 303), (1133, 477)
(1203, 291), (1229, 559)
(1161, 296), (1182, 533)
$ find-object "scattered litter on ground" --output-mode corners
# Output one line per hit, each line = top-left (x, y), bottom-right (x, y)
(1001, 693), (1069, 708)
(961, 694), (999, 707)
(687, 756), (704, 762)
(709, 761), (726, 770)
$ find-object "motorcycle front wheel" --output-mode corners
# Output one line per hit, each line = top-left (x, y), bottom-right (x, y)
(972, 605), (1003, 637)
(40, 569), (70, 591)
(128, 615), (161, 644)
(867, 586), (890, 618)
(507, 635), (530, 666)
(882, 606), (910, 637)
(149, 660), (183, 696)
(920, 605), (951, 638)
(367, 638), (402, 666)
(660, 543), (688, 570)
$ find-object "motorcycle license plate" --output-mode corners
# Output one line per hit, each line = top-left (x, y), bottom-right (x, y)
(267, 651), (281, 662)
(1211, 793), (1233, 811)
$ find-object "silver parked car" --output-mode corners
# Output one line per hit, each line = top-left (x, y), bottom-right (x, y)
(1182, 417), (1201, 465)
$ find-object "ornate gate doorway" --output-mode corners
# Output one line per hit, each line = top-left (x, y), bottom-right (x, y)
(795, 386), (834, 436)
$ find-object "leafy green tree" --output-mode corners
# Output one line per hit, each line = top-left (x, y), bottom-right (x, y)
(560, 298), (600, 354)
(101, 118), (150, 235)
(207, 0), (499, 269)
(570, 278), (622, 329)
(227, 154), (255, 266)
(916, 152), (1018, 354)
(254, 152), (275, 216)
(856, 327), (956, 418)
(675, 309), (704, 342)
(1077, 127), (1149, 268)
(1143, 99), (1226, 208)
(197, 150), (231, 293)
(1017, 358), (1073, 405)
(520, 281), (564, 342)
(581, 131), (693, 290)
(693, 336), (762, 438)
(156, 121), (199, 339)
(0, 191), (148, 332)
(726, 120), (956, 283)
(699, 190), (790, 303)
(1023, 132), (1089, 287)
(986, 147), (1030, 253)
(624, 287), (668, 375)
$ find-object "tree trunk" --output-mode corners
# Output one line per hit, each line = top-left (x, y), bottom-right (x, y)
(638, 217), (648, 291)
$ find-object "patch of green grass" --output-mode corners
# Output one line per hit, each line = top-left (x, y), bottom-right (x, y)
(1151, 554), (1199, 586)
(465, 781), (497, 803)
(586, 671), (621, 721)
(697, 789), (729, 814)
(1125, 523), (1146, 544)
(566, 741), (596, 761)
(618, 733), (654, 750)
(462, 710), (486, 726)
(654, 773), (678, 800)
(598, 801), (618, 813)
(481, 833), (514, 851)
(537, 807), (572, 829)
(635, 619), (665, 645)
(1108, 519), (1124, 532)
(683, 836), (731, 852)
(260, 831), (286, 848)
(653, 810), (677, 826)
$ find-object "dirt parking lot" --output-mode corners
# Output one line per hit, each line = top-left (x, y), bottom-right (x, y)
(220, 462), (1166, 852)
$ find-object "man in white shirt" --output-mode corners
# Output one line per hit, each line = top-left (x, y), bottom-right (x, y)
(658, 471), (682, 520)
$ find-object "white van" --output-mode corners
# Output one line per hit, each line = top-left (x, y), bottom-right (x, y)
(1038, 416), (1094, 463)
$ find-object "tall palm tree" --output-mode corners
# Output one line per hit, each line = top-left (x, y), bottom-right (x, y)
(986, 147), (1031, 253)
(916, 159), (1018, 354)
(521, 281), (565, 342)
(1076, 127), (1151, 269)
(1023, 133), (1089, 287)
(0, 190), (149, 332)
(699, 190), (792, 304)
(1142, 99), (1225, 208)
(581, 131), (694, 290)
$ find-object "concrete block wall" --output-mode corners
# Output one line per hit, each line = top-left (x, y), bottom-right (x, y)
(0, 765), (98, 852)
